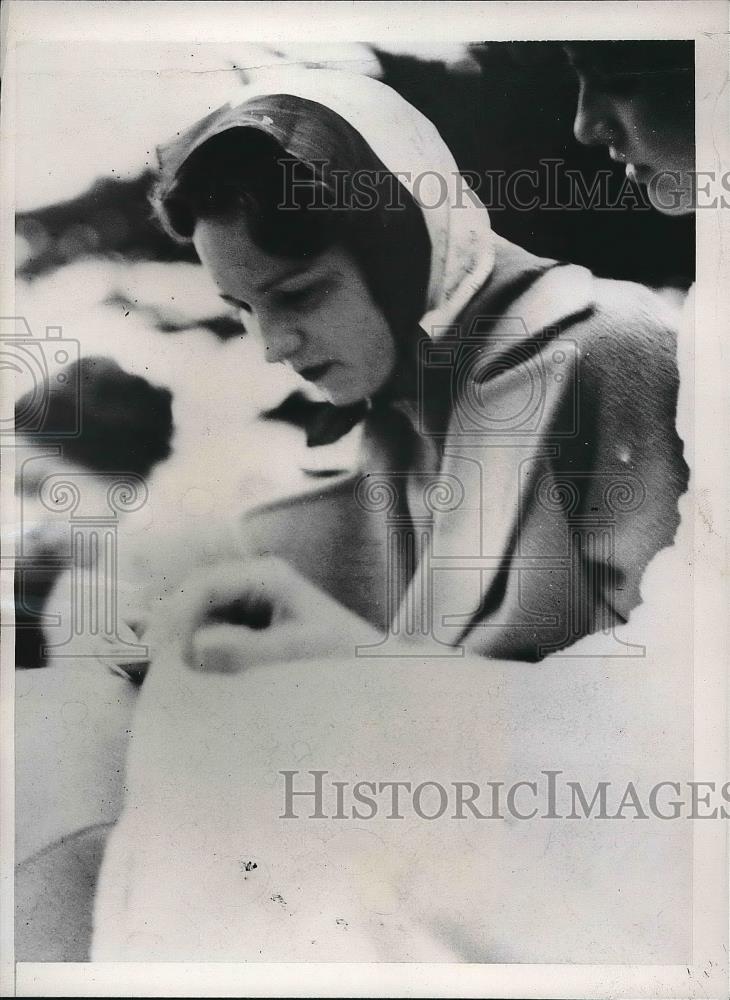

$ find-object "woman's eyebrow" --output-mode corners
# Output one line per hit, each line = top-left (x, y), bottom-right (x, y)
(217, 265), (325, 309)
(218, 267), (313, 308)
(258, 263), (312, 294)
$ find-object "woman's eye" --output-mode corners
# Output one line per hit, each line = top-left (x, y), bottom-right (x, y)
(602, 75), (639, 97)
(276, 282), (327, 310)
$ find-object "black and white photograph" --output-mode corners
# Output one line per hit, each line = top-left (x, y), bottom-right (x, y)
(2, 1), (728, 996)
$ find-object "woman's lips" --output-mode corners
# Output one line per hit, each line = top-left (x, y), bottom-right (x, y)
(299, 361), (335, 384)
(626, 162), (652, 184)
(609, 148), (653, 183)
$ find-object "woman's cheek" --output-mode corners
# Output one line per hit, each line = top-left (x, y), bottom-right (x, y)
(320, 293), (352, 341)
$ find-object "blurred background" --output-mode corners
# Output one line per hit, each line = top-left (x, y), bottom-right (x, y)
(11, 41), (695, 664)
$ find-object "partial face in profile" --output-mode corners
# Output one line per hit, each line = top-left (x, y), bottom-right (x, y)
(194, 213), (397, 407)
(565, 42), (694, 214)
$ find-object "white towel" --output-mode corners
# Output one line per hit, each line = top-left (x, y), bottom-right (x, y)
(92, 637), (693, 963)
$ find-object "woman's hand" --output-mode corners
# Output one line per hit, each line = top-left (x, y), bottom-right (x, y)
(153, 555), (383, 673)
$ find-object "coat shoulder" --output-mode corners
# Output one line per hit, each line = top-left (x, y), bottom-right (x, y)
(567, 272), (681, 360)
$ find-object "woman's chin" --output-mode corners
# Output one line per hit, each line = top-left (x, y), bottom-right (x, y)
(645, 169), (696, 216)
(325, 388), (360, 407)
(323, 378), (369, 408)
(319, 365), (392, 407)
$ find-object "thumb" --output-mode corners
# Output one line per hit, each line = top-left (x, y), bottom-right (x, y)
(191, 620), (309, 673)
(177, 556), (309, 664)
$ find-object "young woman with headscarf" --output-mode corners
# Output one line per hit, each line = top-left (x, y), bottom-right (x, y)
(146, 67), (688, 665)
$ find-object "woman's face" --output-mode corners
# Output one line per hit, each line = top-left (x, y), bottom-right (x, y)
(565, 45), (694, 214)
(193, 213), (397, 406)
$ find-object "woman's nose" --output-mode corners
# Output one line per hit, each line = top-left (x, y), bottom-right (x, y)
(573, 81), (620, 147)
(258, 318), (303, 365)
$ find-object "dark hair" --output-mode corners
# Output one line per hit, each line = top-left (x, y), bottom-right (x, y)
(151, 120), (432, 338)
(15, 355), (175, 478)
(562, 40), (694, 77)
(154, 128), (340, 254)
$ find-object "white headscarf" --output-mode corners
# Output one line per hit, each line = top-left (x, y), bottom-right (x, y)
(162, 67), (495, 336)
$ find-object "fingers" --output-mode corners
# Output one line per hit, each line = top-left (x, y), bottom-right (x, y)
(191, 620), (306, 673)
(170, 556), (306, 664)
(191, 606), (381, 674)
(147, 554), (379, 677)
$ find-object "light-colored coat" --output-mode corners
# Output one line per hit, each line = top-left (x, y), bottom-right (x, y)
(242, 237), (688, 661)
